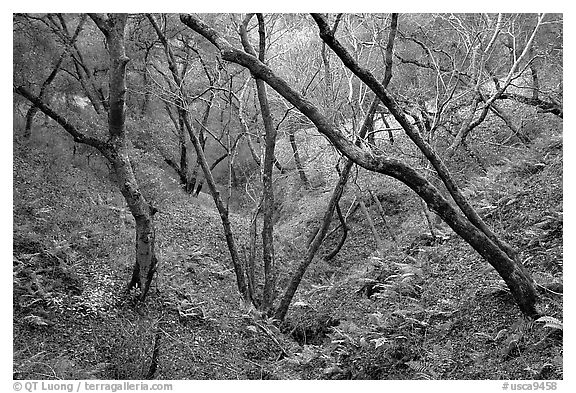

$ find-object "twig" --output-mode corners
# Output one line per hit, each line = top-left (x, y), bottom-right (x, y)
(209, 362), (240, 378)
(252, 321), (289, 357)
(535, 282), (563, 297)
(157, 327), (197, 361)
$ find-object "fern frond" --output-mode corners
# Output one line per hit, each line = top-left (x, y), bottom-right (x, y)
(406, 360), (439, 379)
(536, 316), (563, 330)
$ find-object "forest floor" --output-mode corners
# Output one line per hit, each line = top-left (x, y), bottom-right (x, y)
(13, 127), (563, 380)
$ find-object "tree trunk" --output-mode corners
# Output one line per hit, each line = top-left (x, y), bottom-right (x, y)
(96, 13), (159, 300)
(274, 158), (350, 321)
(111, 150), (158, 299)
(379, 110), (394, 145)
(246, 200), (262, 304)
(289, 128), (310, 189)
(131, 216), (157, 299)
(183, 115), (250, 302)
(325, 203), (348, 261)
(17, 14), (159, 301)
(182, 13), (539, 318)
(321, 43), (337, 125)
(241, 13), (277, 312)
(276, 95), (382, 321)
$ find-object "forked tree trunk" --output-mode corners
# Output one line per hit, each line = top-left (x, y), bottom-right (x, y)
(241, 13), (277, 312)
(274, 159), (350, 321)
(16, 14), (159, 301)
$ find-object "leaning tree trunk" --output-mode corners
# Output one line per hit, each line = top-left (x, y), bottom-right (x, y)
(180, 14), (539, 318)
(275, 13), (397, 320)
(147, 13), (251, 303)
(288, 128), (310, 189)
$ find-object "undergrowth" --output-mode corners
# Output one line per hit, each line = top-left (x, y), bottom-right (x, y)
(13, 120), (562, 380)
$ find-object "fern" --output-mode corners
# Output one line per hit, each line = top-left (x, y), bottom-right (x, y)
(371, 336), (389, 349)
(406, 360), (438, 379)
(536, 316), (563, 331)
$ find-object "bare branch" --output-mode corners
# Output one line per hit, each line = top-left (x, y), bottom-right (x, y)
(88, 13), (110, 36)
(14, 85), (107, 151)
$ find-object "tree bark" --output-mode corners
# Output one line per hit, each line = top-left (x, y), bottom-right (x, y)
(289, 128), (310, 189)
(325, 203), (348, 260)
(110, 147), (158, 299)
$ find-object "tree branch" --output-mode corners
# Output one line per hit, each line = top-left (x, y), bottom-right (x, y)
(88, 13), (110, 36)
(181, 13), (539, 319)
(14, 85), (107, 152)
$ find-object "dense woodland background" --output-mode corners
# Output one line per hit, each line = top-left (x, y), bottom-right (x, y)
(13, 13), (563, 380)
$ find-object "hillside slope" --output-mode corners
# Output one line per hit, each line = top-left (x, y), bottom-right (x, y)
(13, 133), (298, 380)
(13, 126), (562, 380)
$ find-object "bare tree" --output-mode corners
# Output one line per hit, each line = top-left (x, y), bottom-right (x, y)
(240, 14), (279, 311)
(181, 13), (540, 318)
(15, 13), (159, 300)
(146, 13), (251, 303)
